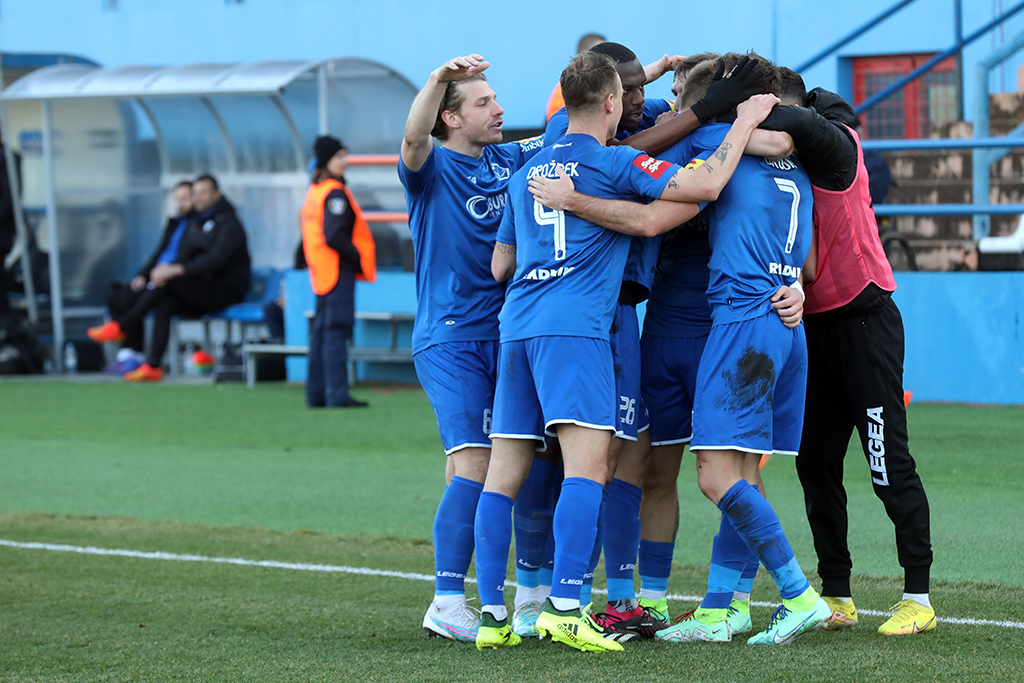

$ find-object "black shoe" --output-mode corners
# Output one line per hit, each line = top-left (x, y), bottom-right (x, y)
(333, 398), (369, 408)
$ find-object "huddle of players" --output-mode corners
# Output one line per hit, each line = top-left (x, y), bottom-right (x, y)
(400, 43), (925, 653)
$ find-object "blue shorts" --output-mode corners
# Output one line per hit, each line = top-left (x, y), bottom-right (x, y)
(640, 333), (709, 446)
(691, 313), (807, 456)
(414, 341), (498, 455)
(492, 337), (617, 442)
(610, 303), (649, 440)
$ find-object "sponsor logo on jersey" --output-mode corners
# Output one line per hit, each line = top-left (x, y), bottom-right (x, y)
(769, 263), (802, 279)
(327, 197), (347, 215)
(491, 163), (511, 181)
(867, 406), (889, 486)
(633, 154), (672, 179)
(552, 142), (573, 149)
(525, 160), (580, 180)
(764, 157), (798, 171)
(523, 265), (575, 280)
(465, 192), (508, 220)
(519, 136), (544, 153)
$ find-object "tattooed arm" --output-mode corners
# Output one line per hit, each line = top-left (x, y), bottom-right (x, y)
(527, 95), (782, 238)
(658, 93), (780, 203)
(528, 166), (700, 237)
(491, 241), (517, 282)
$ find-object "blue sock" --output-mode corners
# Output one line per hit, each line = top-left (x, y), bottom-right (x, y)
(736, 553), (760, 595)
(539, 529), (555, 589)
(538, 465), (561, 590)
(513, 459), (555, 587)
(604, 478), (642, 602)
(580, 486), (607, 606)
(474, 491), (514, 608)
(638, 540), (674, 597)
(550, 478), (604, 603)
(735, 484), (762, 596)
(701, 514), (748, 609)
(717, 481), (809, 600)
(432, 476), (483, 595)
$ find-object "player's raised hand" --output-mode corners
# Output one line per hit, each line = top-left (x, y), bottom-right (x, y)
(644, 54), (686, 84)
(736, 93), (781, 128)
(435, 54), (489, 82)
(528, 165), (576, 212)
(690, 55), (765, 123)
(771, 284), (804, 328)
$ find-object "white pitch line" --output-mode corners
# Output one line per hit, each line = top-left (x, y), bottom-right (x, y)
(2, 539), (1021, 631)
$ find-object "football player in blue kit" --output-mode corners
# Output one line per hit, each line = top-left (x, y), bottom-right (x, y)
(507, 44), (767, 641)
(473, 51), (780, 652)
(398, 54), (544, 642)
(528, 53), (828, 646)
(635, 56), (804, 633)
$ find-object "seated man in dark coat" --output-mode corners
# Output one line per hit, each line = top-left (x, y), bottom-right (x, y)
(88, 174), (251, 381)
(103, 180), (194, 372)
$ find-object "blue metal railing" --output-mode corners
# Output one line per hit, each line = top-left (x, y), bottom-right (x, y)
(859, 137), (1024, 221)
(794, 0), (918, 73)
(972, 30), (1024, 239)
(863, 137), (1024, 150)
(854, 0), (1024, 115)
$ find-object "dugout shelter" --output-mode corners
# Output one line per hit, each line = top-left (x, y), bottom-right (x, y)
(0, 57), (416, 363)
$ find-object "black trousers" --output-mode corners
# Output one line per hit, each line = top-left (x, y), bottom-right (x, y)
(796, 297), (932, 596)
(306, 285), (353, 407)
(107, 284), (146, 352)
(115, 276), (243, 367)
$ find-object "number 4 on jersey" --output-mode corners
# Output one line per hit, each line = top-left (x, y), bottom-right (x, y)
(534, 200), (567, 261)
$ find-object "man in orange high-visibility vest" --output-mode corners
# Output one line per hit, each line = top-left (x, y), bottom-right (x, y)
(301, 135), (376, 408)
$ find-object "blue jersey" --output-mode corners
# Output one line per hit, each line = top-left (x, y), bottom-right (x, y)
(543, 99), (672, 293)
(664, 123), (813, 325)
(399, 139), (543, 353)
(643, 211), (713, 337)
(496, 134), (680, 343)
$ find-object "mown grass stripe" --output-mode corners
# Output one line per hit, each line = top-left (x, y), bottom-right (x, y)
(3, 538), (1021, 630)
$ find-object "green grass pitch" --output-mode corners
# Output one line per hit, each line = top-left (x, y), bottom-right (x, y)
(1, 380), (1022, 682)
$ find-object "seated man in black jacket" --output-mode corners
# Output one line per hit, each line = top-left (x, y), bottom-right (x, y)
(88, 174), (251, 381)
(101, 180), (194, 371)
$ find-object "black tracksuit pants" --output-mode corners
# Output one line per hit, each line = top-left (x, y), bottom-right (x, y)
(796, 295), (932, 596)
(114, 276), (243, 367)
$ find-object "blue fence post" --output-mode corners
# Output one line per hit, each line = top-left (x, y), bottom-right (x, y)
(972, 30), (1024, 240)
(975, 61), (992, 240)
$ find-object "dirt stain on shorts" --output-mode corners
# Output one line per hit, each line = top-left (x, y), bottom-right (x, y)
(717, 347), (774, 412)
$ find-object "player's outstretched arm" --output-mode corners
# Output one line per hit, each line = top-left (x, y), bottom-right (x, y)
(758, 102), (857, 188)
(613, 55), (766, 156)
(528, 166), (699, 237)
(659, 93), (780, 203)
(401, 54), (489, 172)
(492, 241), (516, 282)
(747, 129), (795, 159)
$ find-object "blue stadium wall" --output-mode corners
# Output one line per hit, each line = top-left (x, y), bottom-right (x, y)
(283, 271), (1024, 405)
(0, 0), (1022, 130)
